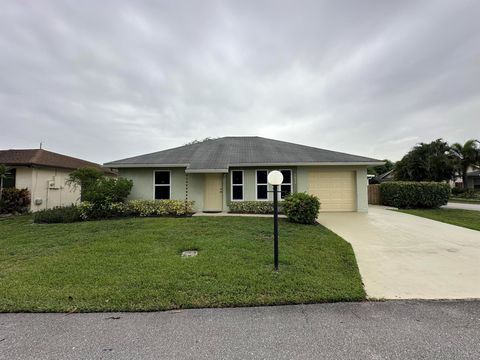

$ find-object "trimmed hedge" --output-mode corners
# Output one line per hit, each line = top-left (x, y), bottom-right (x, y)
(34, 200), (196, 223)
(228, 201), (283, 214)
(380, 181), (450, 209)
(0, 188), (30, 214)
(282, 192), (320, 225)
(34, 206), (82, 223)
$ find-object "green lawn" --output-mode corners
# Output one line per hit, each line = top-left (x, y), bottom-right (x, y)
(0, 216), (365, 312)
(397, 208), (480, 231)
(449, 198), (480, 204)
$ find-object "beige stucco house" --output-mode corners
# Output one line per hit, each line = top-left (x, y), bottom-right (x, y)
(105, 137), (383, 213)
(0, 148), (109, 212)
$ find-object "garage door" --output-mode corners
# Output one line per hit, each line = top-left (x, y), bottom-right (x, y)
(308, 170), (356, 211)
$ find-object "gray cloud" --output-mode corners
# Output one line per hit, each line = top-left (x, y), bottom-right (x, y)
(0, 0), (479, 163)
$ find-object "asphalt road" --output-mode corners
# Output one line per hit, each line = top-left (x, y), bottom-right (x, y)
(1, 301), (479, 360)
(443, 202), (480, 211)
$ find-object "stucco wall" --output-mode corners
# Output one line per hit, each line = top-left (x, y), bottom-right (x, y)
(13, 166), (80, 211)
(119, 165), (370, 213)
(119, 168), (187, 201)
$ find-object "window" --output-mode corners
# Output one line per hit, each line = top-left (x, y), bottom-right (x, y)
(280, 169), (292, 199)
(256, 170), (268, 200)
(3, 168), (16, 188)
(231, 170), (243, 200)
(154, 171), (170, 200)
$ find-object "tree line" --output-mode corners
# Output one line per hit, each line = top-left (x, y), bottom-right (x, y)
(369, 139), (480, 188)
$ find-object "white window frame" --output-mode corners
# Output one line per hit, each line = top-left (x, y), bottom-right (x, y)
(255, 169), (269, 201)
(230, 170), (244, 201)
(153, 170), (171, 200)
(279, 169), (293, 200)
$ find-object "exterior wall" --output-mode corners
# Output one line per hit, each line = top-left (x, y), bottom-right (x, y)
(119, 165), (370, 213)
(225, 167), (297, 204)
(119, 168), (187, 201)
(12, 166), (80, 211)
(466, 176), (480, 189)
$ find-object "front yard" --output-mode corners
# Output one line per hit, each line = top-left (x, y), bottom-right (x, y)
(0, 216), (365, 312)
(397, 208), (480, 231)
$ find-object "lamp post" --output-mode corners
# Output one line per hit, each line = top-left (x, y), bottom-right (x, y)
(267, 170), (283, 271)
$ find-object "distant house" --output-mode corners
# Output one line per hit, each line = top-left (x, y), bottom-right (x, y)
(370, 169), (395, 184)
(105, 136), (383, 213)
(466, 169), (480, 189)
(0, 148), (109, 211)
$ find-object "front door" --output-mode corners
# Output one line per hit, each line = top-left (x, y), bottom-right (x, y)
(204, 173), (223, 212)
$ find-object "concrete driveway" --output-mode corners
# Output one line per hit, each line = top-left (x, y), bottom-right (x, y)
(317, 206), (480, 299)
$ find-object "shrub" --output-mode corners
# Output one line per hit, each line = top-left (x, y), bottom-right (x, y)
(0, 188), (30, 214)
(282, 192), (320, 225)
(380, 181), (450, 209)
(451, 188), (478, 199)
(78, 200), (195, 220)
(34, 205), (82, 223)
(228, 201), (283, 214)
(82, 177), (133, 205)
(128, 200), (195, 217)
(451, 187), (468, 196)
(66, 167), (104, 201)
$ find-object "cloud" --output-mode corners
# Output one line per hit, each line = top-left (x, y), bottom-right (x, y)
(0, 0), (479, 163)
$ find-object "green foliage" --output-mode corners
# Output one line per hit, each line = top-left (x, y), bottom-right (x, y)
(127, 200), (195, 217)
(34, 200), (196, 223)
(66, 167), (104, 201)
(380, 181), (450, 209)
(282, 192), (320, 224)
(82, 177), (133, 205)
(228, 201), (282, 214)
(0, 188), (30, 214)
(368, 159), (394, 176)
(395, 139), (456, 182)
(450, 139), (480, 188)
(34, 206), (82, 223)
(451, 188), (478, 199)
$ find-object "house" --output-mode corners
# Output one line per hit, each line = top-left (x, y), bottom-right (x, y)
(466, 169), (480, 189)
(0, 148), (110, 211)
(369, 169), (395, 184)
(105, 137), (382, 213)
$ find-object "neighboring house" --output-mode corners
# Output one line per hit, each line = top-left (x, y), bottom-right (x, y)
(0, 148), (109, 211)
(466, 169), (480, 189)
(370, 169), (395, 184)
(105, 137), (383, 212)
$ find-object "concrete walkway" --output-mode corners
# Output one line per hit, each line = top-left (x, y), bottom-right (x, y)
(1, 301), (479, 360)
(317, 206), (480, 299)
(443, 202), (480, 211)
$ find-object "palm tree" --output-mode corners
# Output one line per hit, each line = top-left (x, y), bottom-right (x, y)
(450, 139), (480, 188)
(0, 164), (8, 200)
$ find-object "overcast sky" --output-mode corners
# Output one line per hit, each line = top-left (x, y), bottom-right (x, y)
(1, 0), (479, 164)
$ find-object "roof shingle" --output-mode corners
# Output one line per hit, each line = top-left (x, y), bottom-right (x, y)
(105, 136), (382, 171)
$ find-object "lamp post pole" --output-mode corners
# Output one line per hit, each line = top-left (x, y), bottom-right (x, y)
(273, 184), (279, 271)
(268, 170), (283, 272)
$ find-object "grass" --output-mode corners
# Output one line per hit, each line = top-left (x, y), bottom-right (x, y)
(396, 208), (480, 231)
(449, 197), (480, 204)
(0, 215), (365, 312)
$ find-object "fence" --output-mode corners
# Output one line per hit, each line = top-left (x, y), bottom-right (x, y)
(368, 184), (381, 205)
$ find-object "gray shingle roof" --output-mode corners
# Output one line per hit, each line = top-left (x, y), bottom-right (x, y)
(104, 137), (382, 171)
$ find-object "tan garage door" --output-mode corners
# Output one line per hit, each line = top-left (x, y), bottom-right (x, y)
(308, 170), (356, 211)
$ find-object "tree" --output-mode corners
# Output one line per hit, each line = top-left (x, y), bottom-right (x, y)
(368, 159), (394, 176)
(450, 139), (480, 188)
(184, 137), (217, 145)
(395, 139), (456, 182)
(66, 167), (104, 201)
(0, 164), (8, 201)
